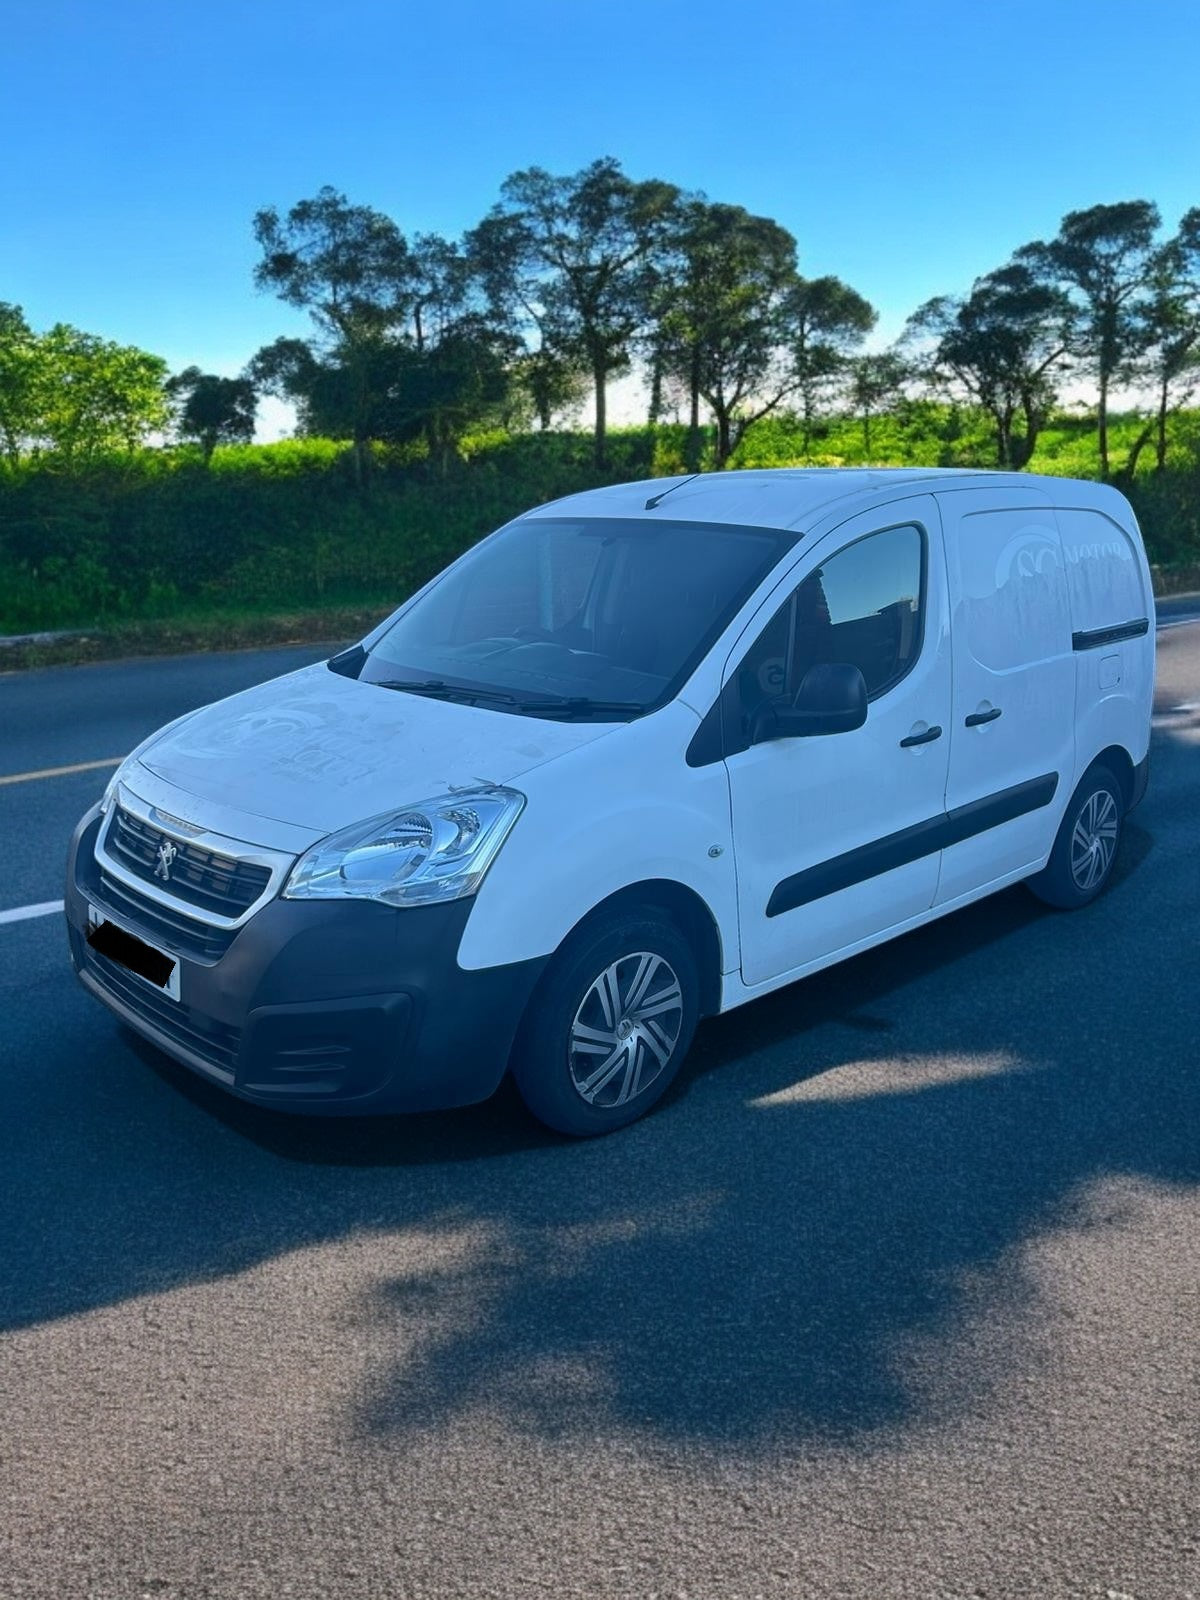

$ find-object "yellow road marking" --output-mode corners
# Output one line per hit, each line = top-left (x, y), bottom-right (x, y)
(0, 756), (124, 787)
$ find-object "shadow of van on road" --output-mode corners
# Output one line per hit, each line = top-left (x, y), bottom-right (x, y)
(346, 813), (1195, 1445)
(1, 735), (1194, 1451)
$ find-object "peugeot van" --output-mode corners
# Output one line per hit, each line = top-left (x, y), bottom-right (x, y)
(65, 469), (1154, 1135)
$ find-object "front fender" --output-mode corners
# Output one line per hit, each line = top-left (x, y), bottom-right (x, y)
(456, 703), (737, 973)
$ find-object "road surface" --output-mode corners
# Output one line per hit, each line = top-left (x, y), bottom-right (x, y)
(1, 614), (1197, 1599)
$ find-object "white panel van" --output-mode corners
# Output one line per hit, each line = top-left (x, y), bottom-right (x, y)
(65, 469), (1154, 1134)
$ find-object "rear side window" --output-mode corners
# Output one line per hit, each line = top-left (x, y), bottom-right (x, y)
(1056, 507), (1146, 635)
(956, 507), (1070, 671)
(732, 524), (924, 741)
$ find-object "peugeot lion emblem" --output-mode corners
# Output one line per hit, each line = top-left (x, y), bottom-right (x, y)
(154, 839), (178, 881)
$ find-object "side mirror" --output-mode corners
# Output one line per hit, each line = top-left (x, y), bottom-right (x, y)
(751, 662), (868, 743)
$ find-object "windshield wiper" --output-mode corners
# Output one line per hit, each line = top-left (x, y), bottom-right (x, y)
(377, 681), (646, 720)
(376, 679), (526, 707)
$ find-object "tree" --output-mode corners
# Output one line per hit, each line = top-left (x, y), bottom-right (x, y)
(247, 329), (413, 465)
(907, 263), (1074, 468)
(849, 350), (907, 459)
(407, 233), (471, 353)
(0, 303), (43, 467)
(467, 210), (591, 431)
(244, 336), (320, 421)
(253, 185), (412, 343)
(784, 276), (876, 453)
(166, 367), (257, 461)
(0, 310), (169, 463)
(652, 200), (799, 469)
(400, 317), (517, 473)
(401, 233), (518, 469)
(253, 186), (413, 483)
(6, 323), (168, 461)
(253, 189), (514, 476)
(651, 204), (876, 468)
(478, 158), (681, 467)
(512, 347), (591, 431)
(1018, 201), (1160, 478)
(1137, 209), (1200, 470)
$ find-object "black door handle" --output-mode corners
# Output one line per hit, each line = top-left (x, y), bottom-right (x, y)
(900, 724), (943, 747)
(965, 707), (1003, 727)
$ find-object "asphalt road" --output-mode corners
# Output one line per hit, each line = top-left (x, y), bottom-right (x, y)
(1, 617), (1198, 1599)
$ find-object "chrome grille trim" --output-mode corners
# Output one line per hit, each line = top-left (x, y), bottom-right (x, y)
(95, 784), (295, 932)
(94, 871), (235, 963)
(109, 804), (270, 911)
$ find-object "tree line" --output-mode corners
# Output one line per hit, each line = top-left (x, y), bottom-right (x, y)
(2, 163), (1198, 484)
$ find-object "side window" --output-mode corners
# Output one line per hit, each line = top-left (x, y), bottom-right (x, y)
(732, 524), (925, 742)
(956, 508), (1070, 670)
(1055, 507), (1145, 635)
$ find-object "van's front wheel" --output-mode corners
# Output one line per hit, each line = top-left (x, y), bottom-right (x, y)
(1027, 764), (1124, 910)
(512, 910), (700, 1136)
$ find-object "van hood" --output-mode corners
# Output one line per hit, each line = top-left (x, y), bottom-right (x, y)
(135, 663), (616, 841)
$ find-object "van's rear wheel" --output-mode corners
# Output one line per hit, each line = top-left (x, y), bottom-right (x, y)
(1027, 764), (1124, 910)
(512, 910), (700, 1136)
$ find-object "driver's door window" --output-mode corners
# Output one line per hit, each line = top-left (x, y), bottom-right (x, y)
(730, 524), (924, 752)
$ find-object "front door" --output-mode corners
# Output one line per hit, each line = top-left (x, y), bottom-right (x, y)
(725, 497), (952, 988)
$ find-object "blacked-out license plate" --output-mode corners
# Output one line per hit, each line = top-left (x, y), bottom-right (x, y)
(86, 905), (181, 1001)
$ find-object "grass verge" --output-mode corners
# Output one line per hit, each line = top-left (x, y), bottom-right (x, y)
(0, 605), (393, 673)
(1151, 563), (1200, 597)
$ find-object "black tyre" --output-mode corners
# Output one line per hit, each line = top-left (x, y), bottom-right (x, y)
(1026, 763), (1124, 910)
(512, 909), (701, 1137)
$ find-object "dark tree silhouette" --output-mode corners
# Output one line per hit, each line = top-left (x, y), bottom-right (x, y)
(907, 264), (1074, 469)
(166, 367), (257, 462)
(477, 159), (680, 468)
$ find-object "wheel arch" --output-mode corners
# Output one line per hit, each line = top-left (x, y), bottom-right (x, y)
(543, 878), (725, 1020)
(1087, 743), (1135, 807)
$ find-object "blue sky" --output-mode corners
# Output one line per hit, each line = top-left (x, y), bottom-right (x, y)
(4, 0), (1199, 426)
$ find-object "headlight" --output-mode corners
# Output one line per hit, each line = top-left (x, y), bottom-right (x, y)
(282, 787), (525, 909)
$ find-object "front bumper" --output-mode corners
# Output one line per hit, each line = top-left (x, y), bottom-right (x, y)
(65, 806), (548, 1115)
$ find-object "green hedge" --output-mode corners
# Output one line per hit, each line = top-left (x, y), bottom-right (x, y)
(1, 415), (1197, 633)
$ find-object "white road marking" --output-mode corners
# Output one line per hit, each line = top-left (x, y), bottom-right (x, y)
(0, 756), (123, 787)
(1152, 702), (1200, 725)
(0, 899), (65, 926)
(1157, 615), (1200, 631)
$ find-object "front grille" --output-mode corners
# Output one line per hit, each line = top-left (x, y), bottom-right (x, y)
(81, 941), (240, 1077)
(95, 870), (235, 962)
(107, 805), (271, 918)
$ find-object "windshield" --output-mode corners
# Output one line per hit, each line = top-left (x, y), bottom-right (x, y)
(350, 516), (795, 719)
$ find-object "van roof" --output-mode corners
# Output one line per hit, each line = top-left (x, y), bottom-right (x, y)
(529, 466), (1121, 533)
